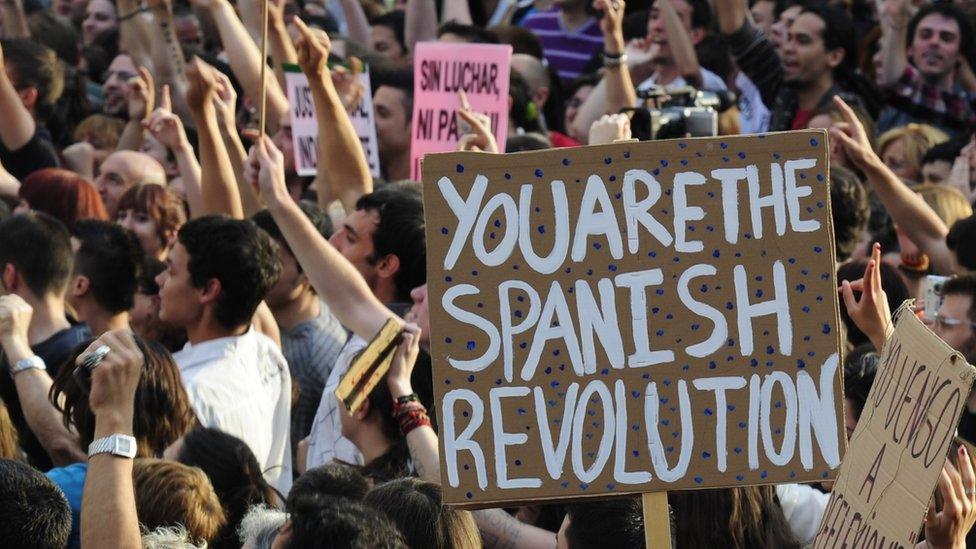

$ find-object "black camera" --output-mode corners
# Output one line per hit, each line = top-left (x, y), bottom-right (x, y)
(624, 86), (736, 141)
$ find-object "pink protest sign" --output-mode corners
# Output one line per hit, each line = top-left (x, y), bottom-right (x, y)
(410, 42), (512, 180)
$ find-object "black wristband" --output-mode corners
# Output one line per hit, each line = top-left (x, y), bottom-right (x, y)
(603, 50), (624, 59)
(395, 393), (419, 405)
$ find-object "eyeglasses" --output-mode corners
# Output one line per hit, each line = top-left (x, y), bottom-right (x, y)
(933, 313), (976, 331)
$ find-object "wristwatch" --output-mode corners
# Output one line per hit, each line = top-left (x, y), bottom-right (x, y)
(88, 434), (137, 459)
(9, 355), (45, 375)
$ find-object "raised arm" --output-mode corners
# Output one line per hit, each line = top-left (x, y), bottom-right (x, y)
(0, 40), (37, 151)
(338, 0), (372, 48)
(1, 0), (30, 39)
(193, 0), (289, 135)
(295, 19), (373, 214)
(246, 135), (396, 339)
(0, 295), (85, 466)
(116, 67), (155, 152)
(146, 0), (193, 123)
(267, 0), (299, 91)
(117, 0), (156, 71)
(715, 0), (782, 107)
(186, 57), (245, 219)
(877, 0), (912, 87)
(440, 0), (472, 25)
(212, 70), (264, 217)
(570, 0), (636, 143)
(714, 0), (747, 34)
(406, 0), (439, 53)
(660, 0), (702, 88)
(79, 331), (145, 549)
(145, 86), (204, 217)
(830, 96), (955, 274)
(385, 323), (557, 549)
(839, 243), (893, 352)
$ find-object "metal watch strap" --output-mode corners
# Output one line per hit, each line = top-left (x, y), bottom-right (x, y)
(10, 355), (45, 375)
(88, 434), (137, 459)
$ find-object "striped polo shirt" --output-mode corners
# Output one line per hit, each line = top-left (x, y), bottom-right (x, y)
(521, 7), (604, 83)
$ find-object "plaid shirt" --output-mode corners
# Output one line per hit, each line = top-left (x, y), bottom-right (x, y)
(884, 65), (976, 133)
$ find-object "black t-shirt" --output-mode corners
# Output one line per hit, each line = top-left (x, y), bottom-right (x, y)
(0, 127), (59, 181)
(0, 323), (91, 470)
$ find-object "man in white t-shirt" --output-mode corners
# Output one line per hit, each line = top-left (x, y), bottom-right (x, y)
(157, 215), (292, 494)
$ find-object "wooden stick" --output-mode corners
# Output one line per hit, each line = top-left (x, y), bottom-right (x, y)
(642, 492), (672, 549)
(258, 0), (269, 136)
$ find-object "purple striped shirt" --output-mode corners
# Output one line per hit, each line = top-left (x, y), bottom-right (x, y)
(521, 8), (604, 83)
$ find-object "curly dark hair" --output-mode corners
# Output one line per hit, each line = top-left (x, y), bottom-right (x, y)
(177, 215), (281, 329)
(829, 166), (869, 262)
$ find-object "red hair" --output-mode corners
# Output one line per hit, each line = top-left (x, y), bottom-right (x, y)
(19, 168), (108, 231)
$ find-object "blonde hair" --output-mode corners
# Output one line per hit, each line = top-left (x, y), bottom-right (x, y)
(132, 459), (226, 547)
(912, 184), (974, 228)
(876, 124), (949, 180)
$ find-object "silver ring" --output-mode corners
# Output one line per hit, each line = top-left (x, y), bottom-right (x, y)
(82, 345), (111, 371)
(967, 488), (976, 496)
(611, 0), (620, 9)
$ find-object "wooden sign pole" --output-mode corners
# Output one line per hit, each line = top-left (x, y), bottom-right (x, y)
(642, 492), (672, 549)
(258, 0), (269, 136)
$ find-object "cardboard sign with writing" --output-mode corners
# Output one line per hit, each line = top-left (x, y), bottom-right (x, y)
(284, 64), (381, 177)
(814, 304), (976, 548)
(411, 42), (512, 181)
(423, 131), (846, 508)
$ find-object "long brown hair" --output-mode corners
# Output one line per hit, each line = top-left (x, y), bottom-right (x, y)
(50, 336), (197, 457)
(0, 402), (20, 460)
(669, 486), (800, 548)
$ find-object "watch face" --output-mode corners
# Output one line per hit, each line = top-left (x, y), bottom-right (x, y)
(117, 437), (133, 454)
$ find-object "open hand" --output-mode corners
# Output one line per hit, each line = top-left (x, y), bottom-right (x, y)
(921, 446), (976, 549)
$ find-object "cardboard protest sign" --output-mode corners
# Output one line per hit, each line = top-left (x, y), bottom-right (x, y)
(284, 64), (381, 177)
(411, 42), (512, 181)
(335, 318), (402, 414)
(423, 130), (846, 508)
(814, 305), (976, 548)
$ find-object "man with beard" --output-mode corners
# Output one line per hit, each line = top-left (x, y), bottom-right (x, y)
(101, 53), (137, 118)
(715, 0), (864, 131)
(876, 3), (976, 137)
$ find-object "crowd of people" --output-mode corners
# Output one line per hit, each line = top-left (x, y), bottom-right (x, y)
(2, 0), (976, 546)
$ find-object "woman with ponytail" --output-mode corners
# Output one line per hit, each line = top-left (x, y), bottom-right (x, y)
(166, 427), (280, 549)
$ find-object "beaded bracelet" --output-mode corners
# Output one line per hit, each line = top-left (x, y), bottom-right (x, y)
(393, 399), (426, 419)
(400, 411), (432, 435)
